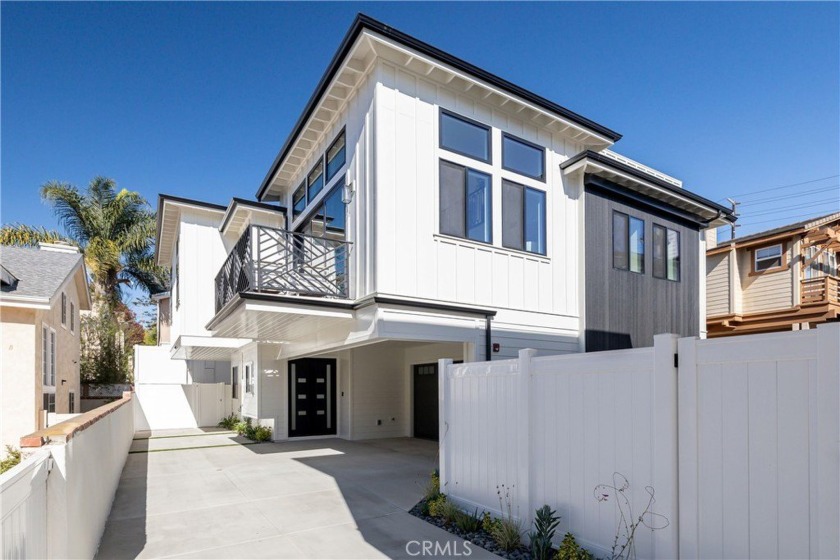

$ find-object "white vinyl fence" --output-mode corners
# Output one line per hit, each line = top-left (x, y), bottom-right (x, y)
(134, 383), (233, 431)
(440, 324), (840, 559)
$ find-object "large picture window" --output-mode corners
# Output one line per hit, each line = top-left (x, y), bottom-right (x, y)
(613, 211), (644, 273)
(440, 160), (492, 243)
(440, 110), (491, 163)
(502, 180), (546, 255)
(502, 134), (545, 180)
(653, 225), (680, 281)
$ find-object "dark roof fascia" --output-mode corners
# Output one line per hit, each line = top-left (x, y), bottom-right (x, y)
(562, 150), (735, 219)
(585, 176), (707, 229)
(360, 295), (497, 317)
(256, 13), (622, 201)
(220, 198), (289, 234)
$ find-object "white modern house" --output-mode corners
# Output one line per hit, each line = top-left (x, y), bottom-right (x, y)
(148, 14), (734, 441)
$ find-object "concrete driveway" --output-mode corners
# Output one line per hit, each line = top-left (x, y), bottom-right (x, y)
(96, 430), (496, 559)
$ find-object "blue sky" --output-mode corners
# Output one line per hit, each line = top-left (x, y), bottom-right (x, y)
(2, 2), (839, 246)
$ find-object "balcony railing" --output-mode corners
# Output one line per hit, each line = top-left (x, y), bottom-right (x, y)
(215, 225), (351, 313)
(801, 275), (840, 306)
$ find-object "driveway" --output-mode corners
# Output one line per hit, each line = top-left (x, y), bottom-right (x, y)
(96, 430), (496, 559)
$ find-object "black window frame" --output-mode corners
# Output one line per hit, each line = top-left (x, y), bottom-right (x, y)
(438, 159), (493, 245)
(501, 132), (546, 181)
(613, 210), (645, 274)
(292, 182), (307, 219)
(652, 224), (681, 282)
(501, 179), (547, 256)
(439, 109), (492, 164)
(325, 128), (347, 183)
(306, 160), (325, 203)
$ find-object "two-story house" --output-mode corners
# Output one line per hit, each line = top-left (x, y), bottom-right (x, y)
(152, 14), (734, 441)
(706, 212), (840, 336)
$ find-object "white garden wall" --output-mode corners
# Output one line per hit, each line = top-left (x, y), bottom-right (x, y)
(133, 383), (230, 431)
(440, 324), (840, 559)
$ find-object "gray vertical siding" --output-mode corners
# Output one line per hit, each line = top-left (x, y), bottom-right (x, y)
(584, 181), (700, 352)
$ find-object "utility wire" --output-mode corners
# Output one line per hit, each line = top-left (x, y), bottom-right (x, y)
(737, 209), (840, 228)
(742, 198), (840, 218)
(738, 185), (840, 207)
(724, 174), (840, 200)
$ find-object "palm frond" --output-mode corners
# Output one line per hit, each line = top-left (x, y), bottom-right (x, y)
(40, 181), (91, 245)
(0, 224), (74, 248)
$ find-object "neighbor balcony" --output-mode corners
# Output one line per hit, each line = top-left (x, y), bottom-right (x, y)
(214, 225), (351, 313)
(801, 275), (840, 306)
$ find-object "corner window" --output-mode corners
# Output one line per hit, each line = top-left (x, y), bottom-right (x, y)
(754, 244), (783, 272)
(502, 134), (545, 180)
(307, 162), (324, 203)
(653, 225), (680, 281)
(613, 211), (644, 273)
(439, 160), (492, 243)
(326, 130), (346, 182)
(61, 293), (67, 326)
(502, 180), (546, 255)
(292, 183), (306, 219)
(440, 110), (491, 163)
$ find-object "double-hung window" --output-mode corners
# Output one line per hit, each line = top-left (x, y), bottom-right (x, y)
(440, 111), (491, 162)
(43, 393), (55, 414)
(439, 161), (492, 243)
(502, 133), (545, 180)
(502, 180), (546, 255)
(613, 211), (645, 273)
(754, 244), (783, 272)
(653, 225), (680, 281)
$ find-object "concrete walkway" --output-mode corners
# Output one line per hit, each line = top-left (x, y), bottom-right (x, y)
(96, 431), (497, 559)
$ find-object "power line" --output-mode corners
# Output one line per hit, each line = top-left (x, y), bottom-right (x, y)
(738, 185), (840, 207)
(721, 174), (840, 200)
(742, 198), (840, 218)
(737, 209), (840, 228)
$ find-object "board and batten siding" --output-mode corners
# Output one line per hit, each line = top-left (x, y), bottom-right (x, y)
(584, 183), (700, 352)
(706, 252), (731, 317)
(738, 244), (794, 313)
(372, 61), (583, 355)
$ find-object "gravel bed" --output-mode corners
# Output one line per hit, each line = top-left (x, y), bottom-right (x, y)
(409, 499), (532, 560)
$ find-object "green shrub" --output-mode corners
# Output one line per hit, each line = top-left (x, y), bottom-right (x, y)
(482, 511), (501, 534)
(233, 421), (249, 435)
(556, 533), (593, 560)
(428, 495), (448, 518)
(252, 425), (272, 442)
(491, 516), (523, 552)
(436, 499), (461, 526)
(218, 413), (239, 430)
(231, 418), (271, 442)
(529, 505), (560, 560)
(455, 508), (483, 533)
(425, 470), (441, 501)
(0, 446), (22, 474)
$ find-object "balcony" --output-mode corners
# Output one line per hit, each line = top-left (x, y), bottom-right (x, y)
(801, 275), (840, 306)
(215, 225), (351, 313)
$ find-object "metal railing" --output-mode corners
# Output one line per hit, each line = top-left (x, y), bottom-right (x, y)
(801, 275), (840, 306)
(215, 225), (351, 313)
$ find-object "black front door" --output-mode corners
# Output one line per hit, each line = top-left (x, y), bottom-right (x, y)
(288, 358), (337, 437)
(413, 363), (439, 440)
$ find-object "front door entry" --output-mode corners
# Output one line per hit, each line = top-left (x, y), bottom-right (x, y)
(413, 363), (439, 440)
(288, 358), (337, 437)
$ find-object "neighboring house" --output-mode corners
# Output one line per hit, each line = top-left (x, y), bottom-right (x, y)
(706, 212), (840, 337)
(150, 14), (734, 441)
(0, 242), (91, 453)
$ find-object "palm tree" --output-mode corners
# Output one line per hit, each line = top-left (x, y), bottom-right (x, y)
(0, 177), (167, 305)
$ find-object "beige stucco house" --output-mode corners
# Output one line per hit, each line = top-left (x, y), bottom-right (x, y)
(0, 242), (91, 454)
(706, 212), (840, 337)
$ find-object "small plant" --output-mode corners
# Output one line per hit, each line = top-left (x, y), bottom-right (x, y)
(594, 472), (669, 560)
(530, 505), (560, 560)
(425, 470), (441, 501)
(482, 511), (501, 534)
(231, 417), (272, 442)
(492, 517), (523, 552)
(428, 495), (448, 518)
(252, 425), (272, 442)
(454, 508), (483, 533)
(0, 446), (22, 474)
(556, 533), (594, 560)
(436, 499), (461, 526)
(218, 413), (238, 430)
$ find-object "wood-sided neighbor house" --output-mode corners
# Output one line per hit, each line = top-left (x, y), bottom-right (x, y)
(0, 243), (91, 454)
(706, 212), (840, 337)
(149, 14), (734, 441)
